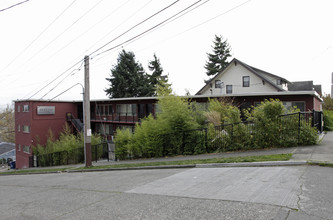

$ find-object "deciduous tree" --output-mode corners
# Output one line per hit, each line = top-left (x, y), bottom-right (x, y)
(0, 105), (15, 143)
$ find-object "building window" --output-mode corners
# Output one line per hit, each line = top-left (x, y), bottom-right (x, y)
(277, 79), (282, 85)
(17, 105), (20, 112)
(18, 144), (21, 151)
(283, 101), (305, 112)
(108, 105), (113, 115)
(97, 105), (105, 115)
(17, 125), (20, 132)
(22, 125), (30, 133)
(226, 85), (232, 94)
(23, 146), (30, 153)
(23, 105), (29, 112)
(215, 80), (222, 88)
(243, 76), (250, 87)
(116, 104), (137, 116)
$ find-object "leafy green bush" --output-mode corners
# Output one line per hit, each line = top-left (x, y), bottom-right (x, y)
(33, 124), (102, 166)
(298, 121), (318, 145)
(114, 128), (132, 160)
(323, 110), (333, 131)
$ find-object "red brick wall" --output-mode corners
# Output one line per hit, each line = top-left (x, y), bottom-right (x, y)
(15, 101), (77, 169)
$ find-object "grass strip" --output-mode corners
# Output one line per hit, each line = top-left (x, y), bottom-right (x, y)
(80, 153), (292, 170)
(1, 153), (292, 175)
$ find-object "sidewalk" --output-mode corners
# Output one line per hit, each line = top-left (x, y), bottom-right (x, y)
(291, 131), (333, 165)
(2, 132), (333, 173)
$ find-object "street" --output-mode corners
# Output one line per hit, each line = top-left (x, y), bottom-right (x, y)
(0, 165), (332, 219)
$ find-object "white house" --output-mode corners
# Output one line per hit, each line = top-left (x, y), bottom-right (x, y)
(197, 58), (290, 95)
(195, 58), (323, 112)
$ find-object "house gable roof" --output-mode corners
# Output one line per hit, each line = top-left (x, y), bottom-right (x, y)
(0, 143), (15, 155)
(196, 58), (289, 95)
(288, 81), (322, 96)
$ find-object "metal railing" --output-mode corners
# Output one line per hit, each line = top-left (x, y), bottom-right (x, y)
(30, 143), (109, 167)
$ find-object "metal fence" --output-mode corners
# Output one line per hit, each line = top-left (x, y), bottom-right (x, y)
(212, 111), (322, 152)
(159, 128), (208, 156)
(31, 142), (109, 167)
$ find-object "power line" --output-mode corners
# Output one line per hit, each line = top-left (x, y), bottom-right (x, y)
(20, 0), (104, 70)
(0, 0), (29, 12)
(85, 0), (152, 56)
(0, 0), (77, 76)
(23, 0), (133, 75)
(134, 0), (251, 54)
(177, 0), (251, 36)
(26, 58), (84, 100)
(49, 83), (83, 101)
(89, 0), (180, 57)
(117, 0), (210, 54)
(92, 0), (204, 59)
(39, 60), (84, 100)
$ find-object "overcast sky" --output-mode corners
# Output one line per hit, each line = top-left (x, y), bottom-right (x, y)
(1, 0), (333, 109)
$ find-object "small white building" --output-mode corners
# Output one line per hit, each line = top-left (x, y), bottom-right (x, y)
(197, 58), (290, 95)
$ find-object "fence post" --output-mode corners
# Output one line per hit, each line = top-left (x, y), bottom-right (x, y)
(182, 131), (185, 154)
(231, 124), (234, 148)
(205, 128), (208, 152)
(298, 112), (301, 144)
(320, 111), (323, 133)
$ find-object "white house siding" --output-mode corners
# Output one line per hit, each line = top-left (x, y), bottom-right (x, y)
(200, 63), (279, 95)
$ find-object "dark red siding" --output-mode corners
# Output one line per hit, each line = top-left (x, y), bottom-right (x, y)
(15, 101), (77, 169)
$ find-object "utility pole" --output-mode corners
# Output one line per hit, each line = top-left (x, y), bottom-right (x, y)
(84, 55), (92, 167)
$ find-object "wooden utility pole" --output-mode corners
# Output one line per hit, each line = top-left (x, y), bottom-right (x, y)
(84, 55), (92, 167)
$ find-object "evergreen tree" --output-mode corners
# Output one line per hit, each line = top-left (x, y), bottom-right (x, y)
(148, 54), (169, 96)
(105, 50), (154, 98)
(204, 35), (232, 77)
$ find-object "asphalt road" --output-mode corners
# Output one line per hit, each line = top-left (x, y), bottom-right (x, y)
(0, 166), (332, 220)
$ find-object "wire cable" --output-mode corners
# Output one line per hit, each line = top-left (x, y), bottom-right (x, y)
(133, 0), (251, 54)
(39, 60), (84, 100)
(0, 0), (29, 12)
(22, 0), (133, 76)
(112, 0), (210, 56)
(85, 0), (152, 56)
(26, 58), (84, 100)
(0, 0), (77, 76)
(89, 0), (180, 57)
(20, 0), (103, 69)
(92, 0), (204, 59)
(48, 83), (83, 101)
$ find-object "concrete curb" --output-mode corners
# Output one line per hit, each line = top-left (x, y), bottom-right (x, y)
(66, 164), (196, 173)
(307, 160), (333, 166)
(196, 160), (307, 168)
(2, 160), (333, 176)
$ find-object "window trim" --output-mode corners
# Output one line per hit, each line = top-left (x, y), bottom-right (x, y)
(23, 105), (29, 112)
(23, 145), (30, 154)
(226, 85), (232, 94)
(22, 125), (30, 133)
(243, 76), (250, 87)
(215, 80), (222, 88)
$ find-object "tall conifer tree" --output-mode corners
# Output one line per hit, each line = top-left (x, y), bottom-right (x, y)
(148, 54), (169, 95)
(204, 35), (232, 77)
(105, 50), (154, 98)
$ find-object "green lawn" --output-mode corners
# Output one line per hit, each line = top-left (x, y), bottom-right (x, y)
(1, 153), (292, 175)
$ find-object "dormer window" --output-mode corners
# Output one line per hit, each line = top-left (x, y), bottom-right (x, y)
(277, 79), (282, 85)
